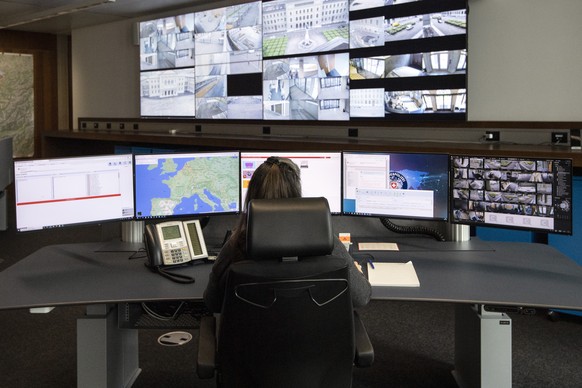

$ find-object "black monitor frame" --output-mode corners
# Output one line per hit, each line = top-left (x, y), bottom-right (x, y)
(342, 150), (450, 221)
(14, 154), (135, 232)
(450, 154), (573, 235)
(240, 151), (343, 214)
(133, 150), (241, 221)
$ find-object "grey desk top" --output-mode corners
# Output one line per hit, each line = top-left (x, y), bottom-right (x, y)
(354, 237), (582, 310)
(1, 238), (582, 312)
(0, 242), (212, 311)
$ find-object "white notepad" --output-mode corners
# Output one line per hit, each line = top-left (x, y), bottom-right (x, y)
(358, 242), (399, 251)
(367, 261), (420, 287)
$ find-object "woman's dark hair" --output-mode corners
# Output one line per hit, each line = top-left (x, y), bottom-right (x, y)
(231, 156), (301, 254)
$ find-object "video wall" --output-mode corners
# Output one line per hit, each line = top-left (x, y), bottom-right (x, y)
(138, 0), (467, 121)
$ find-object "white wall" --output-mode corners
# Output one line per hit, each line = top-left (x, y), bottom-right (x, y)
(71, 0), (582, 131)
(72, 19), (140, 119)
(467, 0), (582, 121)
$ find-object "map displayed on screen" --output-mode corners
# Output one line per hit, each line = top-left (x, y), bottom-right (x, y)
(134, 151), (240, 219)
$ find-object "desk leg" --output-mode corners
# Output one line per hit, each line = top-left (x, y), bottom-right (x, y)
(77, 304), (141, 388)
(452, 304), (512, 388)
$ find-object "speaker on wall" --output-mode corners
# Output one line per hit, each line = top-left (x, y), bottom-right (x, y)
(571, 129), (581, 150)
(132, 21), (139, 46)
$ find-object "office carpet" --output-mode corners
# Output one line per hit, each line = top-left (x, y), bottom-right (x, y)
(2, 299), (582, 387)
(1, 200), (582, 387)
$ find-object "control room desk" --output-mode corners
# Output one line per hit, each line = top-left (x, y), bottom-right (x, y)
(0, 242), (212, 388)
(1, 239), (582, 388)
(353, 236), (582, 388)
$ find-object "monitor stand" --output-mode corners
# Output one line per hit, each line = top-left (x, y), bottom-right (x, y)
(95, 221), (145, 253)
(121, 220), (145, 243)
(446, 223), (471, 242)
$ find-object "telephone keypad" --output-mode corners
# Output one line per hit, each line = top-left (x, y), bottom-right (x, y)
(163, 246), (190, 264)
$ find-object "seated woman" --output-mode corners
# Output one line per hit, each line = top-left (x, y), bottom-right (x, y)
(203, 156), (371, 312)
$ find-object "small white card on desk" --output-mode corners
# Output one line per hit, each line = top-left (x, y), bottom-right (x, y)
(367, 261), (420, 287)
(358, 242), (399, 251)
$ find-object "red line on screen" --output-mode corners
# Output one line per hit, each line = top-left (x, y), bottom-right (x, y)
(17, 193), (121, 206)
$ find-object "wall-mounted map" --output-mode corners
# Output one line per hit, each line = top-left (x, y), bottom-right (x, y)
(0, 53), (33, 157)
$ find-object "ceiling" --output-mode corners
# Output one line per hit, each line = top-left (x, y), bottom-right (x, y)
(0, 0), (214, 35)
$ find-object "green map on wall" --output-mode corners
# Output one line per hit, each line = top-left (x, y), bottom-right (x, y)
(0, 53), (34, 157)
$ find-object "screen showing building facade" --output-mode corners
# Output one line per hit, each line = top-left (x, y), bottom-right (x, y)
(138, 0), (467, 121)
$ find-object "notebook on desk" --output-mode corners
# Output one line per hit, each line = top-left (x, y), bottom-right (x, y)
(359, 242), (399, 251)
(367, 261), (420, 287)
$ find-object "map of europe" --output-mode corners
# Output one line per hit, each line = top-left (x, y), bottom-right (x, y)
(135, 155), (239, 217)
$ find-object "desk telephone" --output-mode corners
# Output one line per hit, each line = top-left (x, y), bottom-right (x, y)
(144, 220), (208, 283)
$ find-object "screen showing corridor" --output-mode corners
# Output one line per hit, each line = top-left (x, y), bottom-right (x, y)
(450, 155), (573, 235)
(14, 154), (135, 232)
(138, 0), (467, 121)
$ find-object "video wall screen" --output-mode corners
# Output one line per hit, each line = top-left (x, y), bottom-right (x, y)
(139, 0), (467, 121)
(450, 155), (573, 235)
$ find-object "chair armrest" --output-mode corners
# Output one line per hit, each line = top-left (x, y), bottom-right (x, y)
(353, 310), (374, 367)
(196, 315), (217, 379)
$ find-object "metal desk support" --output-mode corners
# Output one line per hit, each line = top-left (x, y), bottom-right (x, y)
(77, 304), (140, 388)
(453, 304), (512, 388)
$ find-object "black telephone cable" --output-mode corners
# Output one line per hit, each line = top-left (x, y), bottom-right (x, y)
(379, 217), (446, 242)
(145, 263), (196, 284)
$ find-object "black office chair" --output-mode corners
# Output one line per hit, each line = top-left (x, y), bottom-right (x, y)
(197, 197), (374, 388)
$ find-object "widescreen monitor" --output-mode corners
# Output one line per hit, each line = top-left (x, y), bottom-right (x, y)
(240, 152), (342, 213)
(14, 154), (134, 232)
(134, 151), (240, 220)
(450, 155), (573, 235)
(342, 151), (449, 220)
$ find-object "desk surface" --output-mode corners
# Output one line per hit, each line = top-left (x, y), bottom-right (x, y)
(0, 242), (211, 310)
(1, 238), (582, 312)
(354, 237), (582, 310)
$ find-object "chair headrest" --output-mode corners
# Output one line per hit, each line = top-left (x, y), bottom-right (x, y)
(246, 197), (334, 260)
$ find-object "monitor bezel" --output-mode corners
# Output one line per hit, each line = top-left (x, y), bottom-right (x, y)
(449, 154), (574, 236)
(341, 150), (450, 222)
(240, 150), (344, 214)
(133, 150), (242, 221)
(14, 153), (135, 232)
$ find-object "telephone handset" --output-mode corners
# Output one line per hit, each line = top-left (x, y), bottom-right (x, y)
(144, 219), (208, 283)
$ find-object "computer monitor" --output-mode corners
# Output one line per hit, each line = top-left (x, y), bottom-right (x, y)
(134, 151), (240, 220)
(14, 154), (135, 232)
(240, 152), (342, 214)
(450, 154), (573, 235)
(342, 151), (449, 221)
